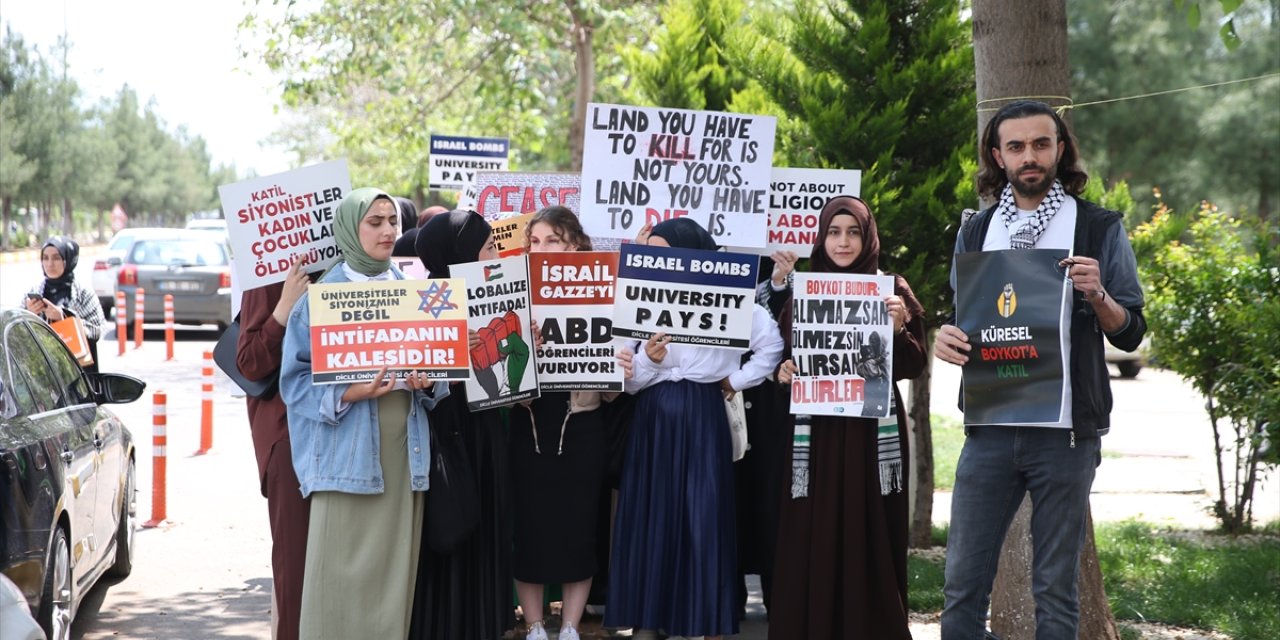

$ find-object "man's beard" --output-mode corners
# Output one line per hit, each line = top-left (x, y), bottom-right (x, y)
(1006, 162), (1058, 199)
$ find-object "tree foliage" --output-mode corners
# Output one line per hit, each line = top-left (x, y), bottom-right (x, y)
(1131, 200), (1280, 532)
(0, 26), (229, 247)
(244, 0), (656, 199)
(1069, 0), (1280, 221)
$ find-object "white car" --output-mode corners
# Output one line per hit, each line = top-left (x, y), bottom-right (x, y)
(1106, 336), (1151, 378)
(184, 218), (228, 235)
(90, 229), (146, 315)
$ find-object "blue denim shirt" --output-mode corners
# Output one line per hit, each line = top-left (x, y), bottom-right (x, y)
(280, 264), (447, 497)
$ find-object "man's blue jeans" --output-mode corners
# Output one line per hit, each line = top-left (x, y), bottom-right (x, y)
(941, 426), (1101, 640)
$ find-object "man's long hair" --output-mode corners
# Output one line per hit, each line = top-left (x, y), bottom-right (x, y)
(976, 100), (1088, 199)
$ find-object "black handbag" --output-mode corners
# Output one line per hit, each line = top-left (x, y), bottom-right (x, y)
(424, 423), (481, 552)
(213, 314), (279, 399)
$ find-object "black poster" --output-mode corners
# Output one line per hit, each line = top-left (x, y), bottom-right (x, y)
(956, 249), (1067, 426)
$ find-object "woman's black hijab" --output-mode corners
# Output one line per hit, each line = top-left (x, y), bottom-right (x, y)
(41, 236), (79, 304)
(414, 209), (492, 278)
(649, 217), (718, 251)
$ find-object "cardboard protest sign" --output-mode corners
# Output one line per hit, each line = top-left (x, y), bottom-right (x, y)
(490, 213), (535, 258)
(789, 273), (896, 418)
(580, 103), (776, 247)
(529, 251), (623, 391)
(473, 172), (581, 221)
(762, 168), (861, 254)
(956, 249), (1069, 426)
(429, 134), (510, 191)
(306, 279), (470, 384)
(453, 255), (540, 410)
(392, 258), (428, 280)
(219, 160), (351, 291)
(612, 243), (757, 349)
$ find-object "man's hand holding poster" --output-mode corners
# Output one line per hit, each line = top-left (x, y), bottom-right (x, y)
(955, 249), (1069, 426)
(612, 243), (757, 349)
(453, 255), (540, 411)
(219, 160), (351, 290)
(580, 103), (777, 247)
(789, 273), (896, 418)
(530, 251), (623, 391)
(307, 279), (470, 384)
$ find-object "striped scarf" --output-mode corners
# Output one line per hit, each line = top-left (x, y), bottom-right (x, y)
(997, 180), (1066, 250)
(790, 395), (903, 498)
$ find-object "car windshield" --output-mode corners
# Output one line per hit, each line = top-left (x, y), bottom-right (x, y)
(108, 232), (138, 251)
(130, 239), (228, 266)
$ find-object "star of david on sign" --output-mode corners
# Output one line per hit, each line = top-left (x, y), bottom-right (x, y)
(419, 281), (458, 318)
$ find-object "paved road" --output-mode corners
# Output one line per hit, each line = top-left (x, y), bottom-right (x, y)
(4, 249), (1272, 639)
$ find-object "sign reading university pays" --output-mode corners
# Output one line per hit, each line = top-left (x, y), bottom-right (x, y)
(219, 159), (351, 291)
(453, 255), (540, 411)
(429, 134), (510, 191)
(790, 273), (896, 418)
(612, 244), (757, 349)
(580, 103), (776, 247)
(530, 252), (623, 391)
(307, 279), (470, 384)
(956, 249), (1068, 426)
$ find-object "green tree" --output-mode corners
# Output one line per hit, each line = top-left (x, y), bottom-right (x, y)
(1132, 202), (1280, 533)
(731, 0), (976, 547)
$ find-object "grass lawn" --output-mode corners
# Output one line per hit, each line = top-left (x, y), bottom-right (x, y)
(930, 414), (965, 490)
(908, 520), (1280, 640)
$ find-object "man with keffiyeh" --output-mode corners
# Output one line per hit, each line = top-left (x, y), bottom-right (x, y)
(935, 100), (1147, 640)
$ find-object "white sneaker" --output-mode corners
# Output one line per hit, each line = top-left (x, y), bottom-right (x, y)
(558, 622), (581, 640)
(527, 620), (549, 640)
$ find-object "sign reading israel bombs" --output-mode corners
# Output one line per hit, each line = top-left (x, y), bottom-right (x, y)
(789, 273), (895, 418)
(429, 134), (510, 191)
(307, 278), (470, 384)
(453, 255), (540, 411)
(580, 103), (776, 247)
(529, 251), (623, 391)
(219, 159), (351, 290)
(956, 249), (1069, 426)
(612, 243), (757, 349)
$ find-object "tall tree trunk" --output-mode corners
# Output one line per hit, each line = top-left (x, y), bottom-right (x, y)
(909, 338), (935, 548)
(97, 207), (106, 243)
(972, 0), (1119, 637)
(63, 197), (74, 237)
(566, 0), (594, 172)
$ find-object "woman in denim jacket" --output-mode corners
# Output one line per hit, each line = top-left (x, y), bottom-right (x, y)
(280, 187), (447, 640)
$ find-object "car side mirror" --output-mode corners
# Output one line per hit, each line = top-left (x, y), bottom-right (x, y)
(106, 256), (123, 267)
(93, 373), (147, 404)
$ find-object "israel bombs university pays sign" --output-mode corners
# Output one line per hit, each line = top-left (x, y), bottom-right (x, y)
(307, 278), (471, 384)
(579, 103), (776, 247)
(219, 159), (351, 290)
(789, 273), (896, 418)
(453, 255), (540, 411)
(530, 251), (623, 392)
(955, 249), (1069, 426)
(612, 243), (757, 349)
(429, 134), (510, 191)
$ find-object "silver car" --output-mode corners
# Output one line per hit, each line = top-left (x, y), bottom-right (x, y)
(113, 231), (233, 334)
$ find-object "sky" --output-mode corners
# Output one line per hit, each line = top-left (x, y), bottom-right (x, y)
(2, 0), (292, 177)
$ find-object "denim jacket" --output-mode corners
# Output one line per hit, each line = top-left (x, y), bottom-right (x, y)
(280, 264), (448, 497)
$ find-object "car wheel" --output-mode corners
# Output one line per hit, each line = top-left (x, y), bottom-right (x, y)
(37, 527), (73, 640)
(1118, 361), (1142, 378)
(106, 459), (137, 578)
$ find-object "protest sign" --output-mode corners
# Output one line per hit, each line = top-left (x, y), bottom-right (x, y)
(762, 168), (861, 254)
(789, 273), (896, 418)
(219, 159), (350, 291)
(453, 255), (540, 410)
(612, 243), (757, 349)
(306, 279), (470, 384)
(429, 134), (510, 191)
(956, 249), (1069, 426)
(392, 258), (428, 280)
(490, 213), (535, 258)
(473, 172), (581, 220)
(580, 103), (776, 247)
(529, 251), (623, 391)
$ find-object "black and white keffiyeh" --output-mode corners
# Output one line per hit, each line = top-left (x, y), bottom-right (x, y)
(997, 179), (1066, 250)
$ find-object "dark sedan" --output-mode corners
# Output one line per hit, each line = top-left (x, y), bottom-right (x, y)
(0, 308), (145, 640)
